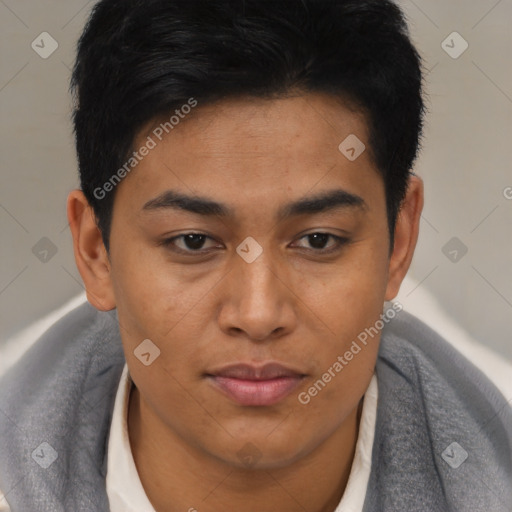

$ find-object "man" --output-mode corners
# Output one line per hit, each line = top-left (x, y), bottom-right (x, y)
(0, 0), (511, 511)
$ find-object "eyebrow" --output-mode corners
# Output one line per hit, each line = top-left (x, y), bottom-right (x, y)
(142, 188), (367, 221)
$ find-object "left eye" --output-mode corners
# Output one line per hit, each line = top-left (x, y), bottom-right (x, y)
(294, 233), (347, 252)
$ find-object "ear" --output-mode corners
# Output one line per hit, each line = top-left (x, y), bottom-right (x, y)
(384, 174), (424, 301)
(67, 190), (116, 311)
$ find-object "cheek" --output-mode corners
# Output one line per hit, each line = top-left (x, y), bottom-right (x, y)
(109, 236), (213, 338)
(290, 241), (388, 413)
(289, 270), (384, 453)
(108, 240), (221, 392)
(295, 242), (390, 343)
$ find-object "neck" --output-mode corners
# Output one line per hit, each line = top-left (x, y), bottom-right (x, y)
(128, 382), (363, 512)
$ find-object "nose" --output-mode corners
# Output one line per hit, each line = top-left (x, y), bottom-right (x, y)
(217, 249), (297, 342)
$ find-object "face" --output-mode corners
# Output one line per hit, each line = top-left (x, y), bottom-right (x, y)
(78, 93), (412, 469)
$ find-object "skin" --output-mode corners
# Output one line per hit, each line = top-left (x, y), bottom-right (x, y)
(67, 92), (423, 512)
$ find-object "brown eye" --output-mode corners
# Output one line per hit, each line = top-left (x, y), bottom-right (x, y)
(162, 233), (219, 254)
(179, 234), (208, 250)
(294, 233), (349, 253)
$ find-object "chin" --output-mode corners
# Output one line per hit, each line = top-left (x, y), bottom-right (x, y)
(209, 434), (311, 471)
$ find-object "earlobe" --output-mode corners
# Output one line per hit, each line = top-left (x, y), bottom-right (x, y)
(67, 190), (116, 311)
(384, 175), (424, 301)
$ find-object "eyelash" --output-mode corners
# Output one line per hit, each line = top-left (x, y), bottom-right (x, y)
(160, 232), (350, 256)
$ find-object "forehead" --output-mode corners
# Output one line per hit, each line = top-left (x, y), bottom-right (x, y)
(142, 92), (372, 163)
(114, 92), (383, 223)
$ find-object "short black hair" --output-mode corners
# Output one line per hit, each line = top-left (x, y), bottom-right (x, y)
(71, 0), (426, 252)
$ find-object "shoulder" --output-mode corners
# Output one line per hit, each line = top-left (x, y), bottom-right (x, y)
(0, 301), (125, 511)
(393, 275), (512, 402)
(379, 307), (512, 437)
(382, 304), (512, 403)
(0, 300), (125, 434)
(0, 300), (122, 390)
(368, 308), (512, 511)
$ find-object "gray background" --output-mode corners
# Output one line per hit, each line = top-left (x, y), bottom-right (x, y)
(1, 1), (511, 359)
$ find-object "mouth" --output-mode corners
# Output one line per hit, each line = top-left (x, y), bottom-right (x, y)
(205, 362), (307, 406)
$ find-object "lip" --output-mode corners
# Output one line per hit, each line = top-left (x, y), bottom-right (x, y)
(206, 363), (306, 406)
